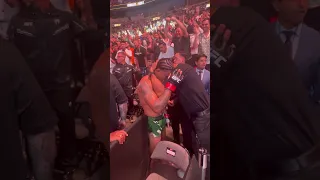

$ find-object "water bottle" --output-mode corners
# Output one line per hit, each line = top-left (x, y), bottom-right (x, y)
(198, 147), (208, 180)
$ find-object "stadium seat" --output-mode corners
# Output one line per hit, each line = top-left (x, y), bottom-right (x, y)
(148, 141), (190, 179)
(151, 141), (190, 172)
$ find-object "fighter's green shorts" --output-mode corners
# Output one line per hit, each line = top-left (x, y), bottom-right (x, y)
(148, 115), (166, 137)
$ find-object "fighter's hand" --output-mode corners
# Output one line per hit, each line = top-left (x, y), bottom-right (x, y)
(165, 69), (184, 92)
(110, 130), (128, 144)
(211, 24), (236, 68)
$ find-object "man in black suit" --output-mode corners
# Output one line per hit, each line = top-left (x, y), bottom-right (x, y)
(212, 1), (320, 180)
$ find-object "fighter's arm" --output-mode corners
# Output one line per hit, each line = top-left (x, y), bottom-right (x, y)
(140, 81), (172, 114)
(150, 74), (165, 97)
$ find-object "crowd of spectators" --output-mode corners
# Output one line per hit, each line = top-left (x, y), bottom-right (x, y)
(110, 2), (210, 77)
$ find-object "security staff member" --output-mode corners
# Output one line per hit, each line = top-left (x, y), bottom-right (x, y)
(172, 53), (210, 179)
(0, 38), (57, 180)
(7, 0), (86, 166)
(212, 5), (320, 180)
(113, 51), (135, 115)
(88, 48), (129, 146)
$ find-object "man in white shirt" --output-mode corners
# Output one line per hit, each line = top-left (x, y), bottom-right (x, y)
(158, 41), (175, 60)
(188, 25), (199, 56)
(194, 19), (210, 70)
(116, 41), (133, 65)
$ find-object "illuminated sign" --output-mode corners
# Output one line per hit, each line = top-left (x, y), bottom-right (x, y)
(152, 17), (160, 21)
(127, 1), (145, 7)
(114, 24), (121, 27)
(137, 1), (144, 5)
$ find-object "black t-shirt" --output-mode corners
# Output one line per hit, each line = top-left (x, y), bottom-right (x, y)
(172, 36), (191, 57)
(112, 63), (134, 98)
(175, 63), (210, 115)
(110, 74), (128, 105)
(8, 6), (86, 91)
(212, 7), (320, 164)
(0, 39), (58, 180)
(134, 46), (147, 67)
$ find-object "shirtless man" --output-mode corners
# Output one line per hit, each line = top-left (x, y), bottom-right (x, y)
(137, 58), (183, 153)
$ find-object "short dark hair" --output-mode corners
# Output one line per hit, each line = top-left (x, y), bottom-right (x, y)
(196, 54), (207, 61)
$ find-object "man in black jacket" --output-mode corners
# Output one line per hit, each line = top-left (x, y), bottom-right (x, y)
(7, 0), (88, 167)
(0, 38), (58, 180)
(113, 51), (135, 115)
(212, 2), (320, 180)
